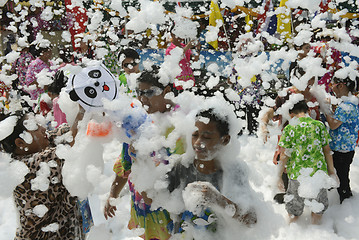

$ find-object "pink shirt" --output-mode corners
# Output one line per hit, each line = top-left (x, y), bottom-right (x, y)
(53, 97), (67, 128)
(25, 58), (55, 100)
(166, 42), (195, 89)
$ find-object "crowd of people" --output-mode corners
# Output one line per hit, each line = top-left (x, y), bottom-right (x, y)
(0, 14), (359, 240)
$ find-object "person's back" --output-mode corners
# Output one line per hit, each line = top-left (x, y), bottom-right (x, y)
(280, 116), (329, 179)
(278, 99), (336, 224)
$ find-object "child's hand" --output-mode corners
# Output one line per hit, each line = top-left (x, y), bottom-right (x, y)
(182, 182), (217, 215)
(128, 144), (137, 160)
(186, 39), (200, 50)
(199, 182), (221, 204)
(329, 173), (340, 188)
(277, 178), (285, 192)
(104, 198), (117, 220)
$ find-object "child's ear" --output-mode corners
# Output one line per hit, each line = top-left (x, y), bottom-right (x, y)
(14, 138), (26, 150)
(222, 135), (231, 146)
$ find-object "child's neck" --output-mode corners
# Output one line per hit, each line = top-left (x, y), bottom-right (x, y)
(194, 158), (218, 174)
(294, 112), (308, 118)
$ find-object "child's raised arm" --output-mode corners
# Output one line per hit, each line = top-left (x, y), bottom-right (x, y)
(69, 106), (85, 147)
(104, 174), (128, 219)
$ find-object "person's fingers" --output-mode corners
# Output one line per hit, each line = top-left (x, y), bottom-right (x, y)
(110, 207), (116, 216)
(104, 208), (109, 220)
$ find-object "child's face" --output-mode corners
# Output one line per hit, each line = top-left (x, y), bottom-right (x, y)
(40, 48), (52, 60)
(192, 120), (228, 161)
(137, 82), (167, 114)
(298, 43), (310, 59)
(171, 33), (183, 46)
(122, 57), (140, 74)
(20, 115), (50, 154)
(331, 81), (345, 97)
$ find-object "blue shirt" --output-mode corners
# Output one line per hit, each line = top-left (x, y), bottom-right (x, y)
(329, 100), (359, 152)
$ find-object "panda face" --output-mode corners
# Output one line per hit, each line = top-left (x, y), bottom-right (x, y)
(69, 64), (118, 110)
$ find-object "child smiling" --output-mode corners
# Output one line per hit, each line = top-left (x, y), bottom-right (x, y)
(167, 108), (257, 238)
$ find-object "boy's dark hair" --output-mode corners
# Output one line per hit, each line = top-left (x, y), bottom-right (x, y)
(333, 76), (359, 93)
(118, 48), (140, 64)
(137, 65), (179, 96)
(196, 109), (229, 137)
(289, 100), (309, 115)
(37, 46), (52, 55)
(294, 42), (310, 51)
(48, 70), (68, 95)
(0, 111), (28, 154)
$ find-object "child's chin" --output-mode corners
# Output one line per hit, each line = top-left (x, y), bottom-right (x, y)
(195, 155), (212, 161)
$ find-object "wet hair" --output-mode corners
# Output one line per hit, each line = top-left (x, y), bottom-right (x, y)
(137, 65), (179, 96)
(196, 109), (229, 137)
(0, 111), (28, 154)
(289, 100), (309, 114)
(294, 42), (310, 51)
(37, 46), (52, 56)
(48, 70), (68, 95)
(333, 76), (359, 93)
(118, 48), (140, 65)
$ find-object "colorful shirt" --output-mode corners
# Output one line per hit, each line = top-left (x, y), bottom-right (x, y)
(329, 100), (359, 152)
(279, 117), (331, 180)
(11, 52), (35, 87)
(165, 42), (195, 89)
(0, 80), (10, 96)
(113, 128), (185, 240)
(25, 58), (55, 100)
(103, 46), (119, 75)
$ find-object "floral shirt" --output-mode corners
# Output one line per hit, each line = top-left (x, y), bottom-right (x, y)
(329, 100), (359, 152)
(279, 117), (331, 180)
(11, 52), (35, 87)
(103, 47), (119, 76)
(25, 58), (55, 100)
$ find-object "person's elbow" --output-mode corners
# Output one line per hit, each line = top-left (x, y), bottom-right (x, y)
(329, 121), (342, 130)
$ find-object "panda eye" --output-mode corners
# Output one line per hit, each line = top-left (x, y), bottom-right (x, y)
(85, 87), (97, 98)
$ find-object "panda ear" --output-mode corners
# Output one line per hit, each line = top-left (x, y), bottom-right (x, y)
(69, 90), (80, 102)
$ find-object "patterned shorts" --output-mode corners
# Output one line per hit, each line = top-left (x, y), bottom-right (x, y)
(285, 179), (328, 216)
